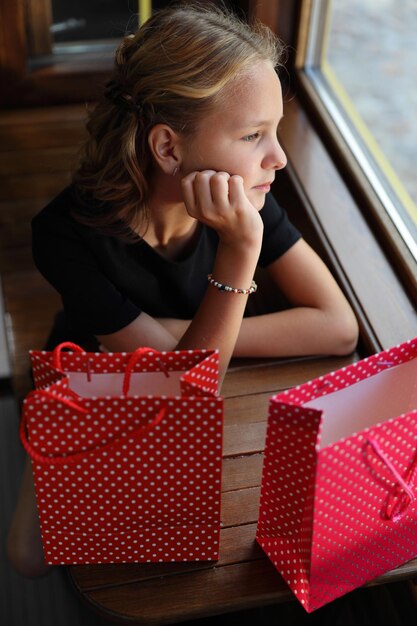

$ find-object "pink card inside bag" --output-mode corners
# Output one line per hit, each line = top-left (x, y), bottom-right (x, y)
(66, 370), (184, 398)
(304, 357), (417, 449)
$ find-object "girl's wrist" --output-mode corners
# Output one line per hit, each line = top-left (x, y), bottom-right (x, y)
(213, 240), (260, 288)
(217, 234), (262, 260)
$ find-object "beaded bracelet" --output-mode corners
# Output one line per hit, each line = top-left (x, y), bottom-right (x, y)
(207, 274), (257, 295)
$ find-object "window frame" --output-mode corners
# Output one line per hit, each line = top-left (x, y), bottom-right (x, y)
(294, 0), (417, 300)
(0, 0), (238, 108)
(249, 0), (417, 351)
(0, 0), (151, 107)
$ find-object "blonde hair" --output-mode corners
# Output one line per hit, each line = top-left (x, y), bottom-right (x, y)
(73, 2), (285, 238)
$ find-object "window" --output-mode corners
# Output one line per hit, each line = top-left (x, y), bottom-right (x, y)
(51, 0), (145, 46)
(295, 0), (417, 266)
(27, 0), (155, 68)
(1, 0), (246, 106)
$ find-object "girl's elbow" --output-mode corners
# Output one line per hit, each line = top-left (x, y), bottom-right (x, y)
(329, 311), (359, 356)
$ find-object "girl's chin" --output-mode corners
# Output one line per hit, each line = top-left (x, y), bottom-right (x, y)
(248, 192), (267, 211)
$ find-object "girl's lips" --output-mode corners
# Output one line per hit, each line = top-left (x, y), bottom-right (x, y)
(253, 183), (271, 192)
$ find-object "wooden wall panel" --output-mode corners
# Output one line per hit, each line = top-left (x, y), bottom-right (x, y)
(0, 104), (87, 397)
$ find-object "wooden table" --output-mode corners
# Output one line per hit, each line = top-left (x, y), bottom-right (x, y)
(69, 354), (417, 624)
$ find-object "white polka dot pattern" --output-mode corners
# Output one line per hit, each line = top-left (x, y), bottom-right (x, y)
(23, 346), (223, 565)
(256, 338), (417, 613)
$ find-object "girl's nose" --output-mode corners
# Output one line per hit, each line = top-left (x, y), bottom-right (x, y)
(264, 137), (287, 171)
(279, 146), (287, 169)
(273, 139), (287, 170)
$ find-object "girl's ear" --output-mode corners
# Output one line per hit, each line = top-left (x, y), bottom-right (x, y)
(148, 124), (181, 174)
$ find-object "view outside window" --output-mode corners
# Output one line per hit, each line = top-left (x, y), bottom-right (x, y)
(324, 0), (417, 247)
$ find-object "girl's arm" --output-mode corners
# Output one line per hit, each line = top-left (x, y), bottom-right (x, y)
(97, 172), (263, 383)
(234, 238), (358, 357)
(155, 238), (359, 357)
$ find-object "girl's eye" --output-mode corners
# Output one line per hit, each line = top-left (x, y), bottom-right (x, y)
(242, 132), (260, 142)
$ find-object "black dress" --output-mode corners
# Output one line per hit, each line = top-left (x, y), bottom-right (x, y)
(32, 186), (301, 348)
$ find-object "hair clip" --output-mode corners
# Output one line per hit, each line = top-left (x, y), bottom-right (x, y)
(104, 79), (143, 115)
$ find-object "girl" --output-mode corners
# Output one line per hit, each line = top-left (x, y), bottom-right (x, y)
(8, 2), (358, 577)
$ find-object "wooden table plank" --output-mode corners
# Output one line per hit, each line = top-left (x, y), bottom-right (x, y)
(223, 391), (271, 424)
(75, 555), (417, 626)
(221, 487), (260, 528)
(222, 354), (359, 398)
(222, 453), (263, 492)
(84, 560), (292, 626)
(223, 421), (267, 456)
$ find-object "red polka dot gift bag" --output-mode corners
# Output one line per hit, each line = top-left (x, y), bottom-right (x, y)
(21, 342), (223, 565)
(256, 337), (417, 612)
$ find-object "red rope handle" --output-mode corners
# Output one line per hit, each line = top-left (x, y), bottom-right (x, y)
(52, 341), (86, 370)
(123, 347), (169, 395)
(21, 388), (87, 462)
(366, 437), (415, 522)
(21, 399), (166, 466)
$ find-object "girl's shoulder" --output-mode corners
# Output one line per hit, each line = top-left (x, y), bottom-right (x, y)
(32, 185), (81, 231)
(32, 185), (112, 242)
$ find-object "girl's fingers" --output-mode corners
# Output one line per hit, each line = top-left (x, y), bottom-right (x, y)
(181, 169), (262, 246)
(181, 171), (256, 237)
(227, 175), (246, 207)
(192, 170), (220, 211)
(181, 171), (198, 213)
(209, 172), (230, 209)
(182, 170), (228, 217)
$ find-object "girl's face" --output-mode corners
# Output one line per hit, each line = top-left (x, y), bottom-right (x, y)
(179, 61), (287, 210)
